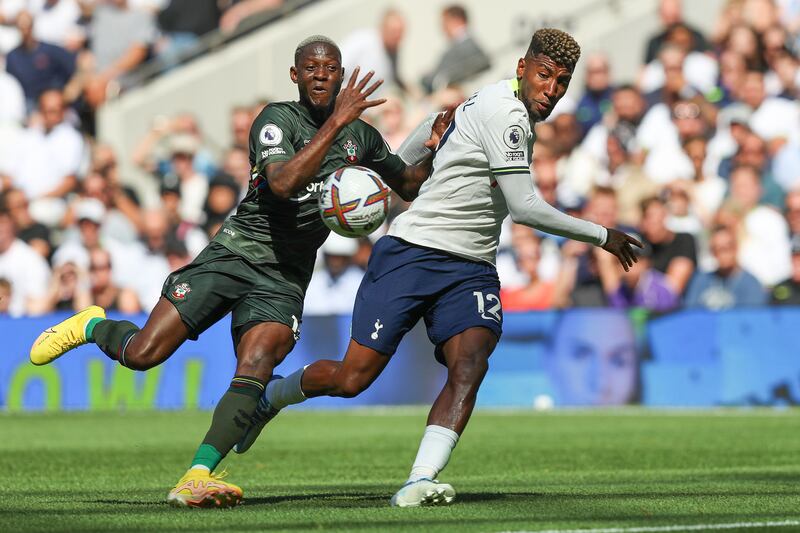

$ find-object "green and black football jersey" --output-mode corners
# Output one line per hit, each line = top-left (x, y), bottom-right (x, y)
(212, 101), (406, 283)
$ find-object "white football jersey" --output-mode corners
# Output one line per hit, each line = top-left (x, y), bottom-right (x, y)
(389, 79), (533, 264)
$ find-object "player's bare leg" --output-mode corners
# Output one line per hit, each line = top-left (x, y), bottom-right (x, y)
(170, 321), (295, 508)
(234, 339), (389, 454)
(391, 327), (496, 507)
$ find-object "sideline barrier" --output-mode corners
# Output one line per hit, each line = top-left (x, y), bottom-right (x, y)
(3, 308), (799, 410)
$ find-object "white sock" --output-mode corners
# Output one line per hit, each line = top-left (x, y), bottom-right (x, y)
(407, 425), (459, 483)
(189, 464), (210, 472)
(265, 366), (308, 410)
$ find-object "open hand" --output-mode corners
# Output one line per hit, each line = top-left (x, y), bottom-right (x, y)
(331, 67), (385, 127)
(425, 106), (456, 150)
(602, 228), (643, 272)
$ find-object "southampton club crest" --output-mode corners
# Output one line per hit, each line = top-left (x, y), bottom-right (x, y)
(342, 139), (359, 163)
(171, 282), (192, 300)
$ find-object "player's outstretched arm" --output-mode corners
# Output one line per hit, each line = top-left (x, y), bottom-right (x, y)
(496, 172), (641, 271)
(267, 67), (385, 199)
(382, 107), (455, 201)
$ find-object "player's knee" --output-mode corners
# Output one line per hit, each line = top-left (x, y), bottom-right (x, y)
(125, 338), (167, 371)
(448, 352), (489, 387)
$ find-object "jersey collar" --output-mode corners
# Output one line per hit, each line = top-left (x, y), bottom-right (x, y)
(508, 78), (520, 98)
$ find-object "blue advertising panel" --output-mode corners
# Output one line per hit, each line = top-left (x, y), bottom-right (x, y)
(3, 308), (800, 410)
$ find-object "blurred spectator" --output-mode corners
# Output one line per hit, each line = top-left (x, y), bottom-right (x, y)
(6, 89), (84, 227)
(641, 26), (717, 97)
(685, 225), (766, 309)
(0, 278), (11, 315)
(0, 63), (25, 124)
(156, 0), (222, 66)
(159, 177), (208, 258)
(230, 105), (253, 151)
(84, 0), (157, 106)
(720, 131), (785, 207)
(499, 232), (554, 311)
(582, 85), (649, 167)
(421, 5), (490, 93)
(770, 233), (800, 304)
(663, 182), (703, 236)
(340, 9), (406, 95)
(374, 97), (412, 151)
(87, 247), (140, 313)
(532, 141), (564, 209)
(644, 0), (708, 63)
(203, 173), (240, 238)
(715, 49), (747, 107)
(553, 188), (624, 308)
(30, 0), (84, 51)
(5, 10), (75, 110)
(218, 0), (283, 34)
(639, 196), (697, 295)
(603, 129), (659, 227)
(737, 70), (800, 146)
(676, 135), (727, 228)
(160, 134), (209, 225)
(133, 208), (172, 311)
(45, 248), (91, 311)
(553, 113), (604, 207)
(722, 24), (766, 71)
(642, 98), (716, 184)
(0, 209), (50, 316)
(575, 52), (613, 139)
(726, 164), (792, 286)
(304, 233), (364, 316)
(642, 44), (701, 110)
(132, 112), (217, 180)
(597, 240), (679, 312)
(785, 190), (800, 238)
(1, 188), (52, 259)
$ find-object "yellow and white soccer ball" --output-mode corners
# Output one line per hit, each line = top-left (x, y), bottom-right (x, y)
(319, 166), (391, 238)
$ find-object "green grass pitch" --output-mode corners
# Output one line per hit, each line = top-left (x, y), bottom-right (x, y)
(2, 408), (799, 532)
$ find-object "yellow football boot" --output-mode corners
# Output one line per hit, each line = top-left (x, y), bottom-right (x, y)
(29, 306), (106, 365)
(167, 468), (243, 508)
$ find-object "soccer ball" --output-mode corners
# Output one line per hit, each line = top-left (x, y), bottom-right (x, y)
(319, 166), (391, 238)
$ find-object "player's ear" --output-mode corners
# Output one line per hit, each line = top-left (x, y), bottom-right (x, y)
(290, 65), (298, 84)
(516, 57), (526, 79)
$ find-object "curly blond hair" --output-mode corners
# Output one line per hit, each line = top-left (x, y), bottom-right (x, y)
(527, 28), (581, 72)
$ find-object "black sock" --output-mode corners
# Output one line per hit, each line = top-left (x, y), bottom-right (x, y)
(194, 376), (267, 469)
(92, 319), (140, 364)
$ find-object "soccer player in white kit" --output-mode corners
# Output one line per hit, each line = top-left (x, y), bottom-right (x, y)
(240, 28), (641, 506)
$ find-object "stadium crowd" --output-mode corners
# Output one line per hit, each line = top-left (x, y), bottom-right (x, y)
(0, 0), (799, 318)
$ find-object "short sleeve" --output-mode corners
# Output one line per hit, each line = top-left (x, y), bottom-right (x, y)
(363, 123), (406, 178)
(250, 105), (297, 176)
(479, 106), (532, 178)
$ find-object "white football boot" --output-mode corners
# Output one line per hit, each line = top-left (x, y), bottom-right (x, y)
(390, 478), (456, 507)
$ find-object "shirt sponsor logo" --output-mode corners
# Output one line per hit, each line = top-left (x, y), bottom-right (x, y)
(505, 150), (525, 161)
(503, 125), (524, 149)
(259, 123), (283, 146)
(261, 147), (286, 158)
(292, 180), (324, 203)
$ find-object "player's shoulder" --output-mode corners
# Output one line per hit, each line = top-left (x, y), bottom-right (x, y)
(253, 101), (300, 124)
(475, 79), (527, 119)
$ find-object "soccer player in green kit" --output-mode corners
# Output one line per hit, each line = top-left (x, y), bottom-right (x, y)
(29, 35), (450, 508)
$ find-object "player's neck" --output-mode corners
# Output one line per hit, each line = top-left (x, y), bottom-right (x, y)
(299, 98), (334, 126)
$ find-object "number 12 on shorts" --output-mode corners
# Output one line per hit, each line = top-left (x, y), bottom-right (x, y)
(473, 291), (502, 323)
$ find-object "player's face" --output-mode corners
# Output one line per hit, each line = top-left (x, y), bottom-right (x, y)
(516, 54), (572, 121)
(291, 45), (343, 112)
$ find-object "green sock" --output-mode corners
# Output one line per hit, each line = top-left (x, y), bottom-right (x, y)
(92, 319), (140, 363)
(85, 317), (105, 342)
(191, 376), (266, 472)
(190, 443), (223, 471)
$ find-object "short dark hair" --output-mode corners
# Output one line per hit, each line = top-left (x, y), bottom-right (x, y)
(640, 195), (665, 216)
(526, 28), (581, 73)
(443, 5), (467, 23)
(294, 35), (340, 66)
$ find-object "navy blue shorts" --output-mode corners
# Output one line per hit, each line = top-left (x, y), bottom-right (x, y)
(351, 236), (503, 363)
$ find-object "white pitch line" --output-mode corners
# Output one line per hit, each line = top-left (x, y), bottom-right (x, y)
(501, 519), (800, 533)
